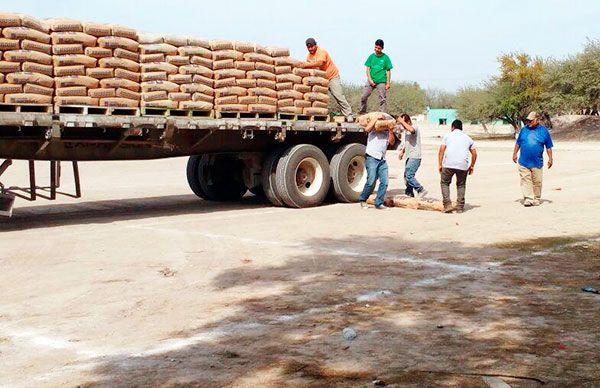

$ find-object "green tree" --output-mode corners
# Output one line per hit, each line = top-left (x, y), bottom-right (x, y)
(455, 87), (494, 132)
(425, 88), (457, 109)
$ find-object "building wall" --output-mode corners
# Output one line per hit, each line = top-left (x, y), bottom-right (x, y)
(426, 108), (457, 125)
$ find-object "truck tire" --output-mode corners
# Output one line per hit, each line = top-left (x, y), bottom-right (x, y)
(186, 155), (207, 199)
(198, 154), (247, 201)
(261, 148), (286, 206)
(249, 185), (264, 197)
(330, 143), (367, 202)
(275, 144), (331, 208)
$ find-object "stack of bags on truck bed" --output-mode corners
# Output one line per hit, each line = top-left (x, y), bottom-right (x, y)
(278, 67), (329, 116)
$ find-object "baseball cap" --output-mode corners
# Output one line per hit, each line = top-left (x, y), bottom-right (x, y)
(526, 111), (539, 120)
(305, 38), (317, 46)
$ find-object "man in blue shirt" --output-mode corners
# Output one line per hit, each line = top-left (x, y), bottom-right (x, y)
(512, 111), (554, 207)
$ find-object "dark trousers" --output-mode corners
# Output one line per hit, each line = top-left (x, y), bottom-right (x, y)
(440, 167), (468, 209)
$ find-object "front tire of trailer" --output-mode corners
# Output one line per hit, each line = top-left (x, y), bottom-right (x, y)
(198, 154), (247, 201)
(330, 143), (367, 202)
(275, 144), (331, 208)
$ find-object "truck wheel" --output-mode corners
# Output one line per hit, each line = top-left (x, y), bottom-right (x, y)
(198, 154), (247, 201)
(249, 185), (265, 197)
(186, 155), (207, 199)
(261, 148), (286, 206)
(275, 144), (331, 208)
(330, 143), (367, 202)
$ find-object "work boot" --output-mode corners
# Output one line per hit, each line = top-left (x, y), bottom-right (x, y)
(443, 204), (453, 213)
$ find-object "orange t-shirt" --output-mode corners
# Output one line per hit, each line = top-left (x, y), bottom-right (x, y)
(306, 47), (339, 80)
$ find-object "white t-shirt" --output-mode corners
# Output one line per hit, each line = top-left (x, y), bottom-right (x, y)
(442, 130), (474, 171)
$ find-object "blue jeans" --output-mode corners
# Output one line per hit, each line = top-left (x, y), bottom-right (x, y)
(404, 158), (423, 196)
(359, 155), (389, 207)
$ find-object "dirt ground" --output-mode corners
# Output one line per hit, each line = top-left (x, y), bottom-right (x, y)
(1, 128), (599, 387)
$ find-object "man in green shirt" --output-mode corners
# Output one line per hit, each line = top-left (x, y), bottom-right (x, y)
(359, 39), (393, 114)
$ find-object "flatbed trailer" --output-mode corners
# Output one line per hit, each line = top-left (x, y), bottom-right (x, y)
(0, 105), (368, 215)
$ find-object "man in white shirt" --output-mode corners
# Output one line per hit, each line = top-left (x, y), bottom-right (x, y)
(438, 120), (477, 213)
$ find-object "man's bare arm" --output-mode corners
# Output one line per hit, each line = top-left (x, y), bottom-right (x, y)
(438, 145), (446, 173)
(512, 144), (520, 163)
(547, 148), (553, 168)
(385, 70), (391, 90)
(300, 60), (325, 69)
(398, 117), (415, 133)
(469, 148), (478, 174)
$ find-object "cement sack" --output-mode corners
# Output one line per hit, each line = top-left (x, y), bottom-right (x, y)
(312, 101), (328, 109)
(54, 96), (98, 106)
(192, 92), (213, 103)
(277, 89), (303, 100)
(257, 96), (277, 105)
(98, 36), (139, 52)
(4, 50), (52, 65)
(213, 59), (234, 70)
(140, 43), (177, 55)
(85, 47), (112, 58)
(312, 85), (329, 94)
(21, 40), (52, 55)
(215, 86), (247, 97)
(178, 46), (211, 58)
(215, 95), (237, 105)
(292, 68), (311, 78)
(115, 68), (141, 83)
(179, 100), (212, 110)
(302, 76), (329, 87)
(82, 22), (111, 37)
(278, 106), (303, 114)
(21, 62), (53, 77)
(88, 88), (116, 98)
(254, 45), (269, 56)
(309, 69), (327, 78)
(375, 119), (396, 131)
(0, 38), (20, 51)
(248, 87), (277, 98)
(51, 32), (97, 46)
(212, 50), (243, 61)
(247, 70), (276, 81)
(6, 93), (51, 104)
(141, 71), (167, 82)
(115, 88), (141, 101)
(180, 83), (214, 95)
(114, 48), (140, 62)
(276, 82), (293, 91)
(45, 18), (82, 32)
(140, 80), (179, 93)
(243, 52), (274, 64)
(275, 65), (292, 75)
(167, 92), (190, 101)
(100, 78), (140, 92)
(0, 12), (22, 27)
(235, 78), (256, 88)
(293, 84), (311, 93)
(53, 54), (97, 68)
(254, 62), (275, 73)
(265, 47), (289, 57)
(0, 84), (23, 94)
(55, 65), (86, 76)
(23, 83), (53, 96)
(110, 25), (137, 40)
(56, 75), (99, 88)
(141, 62), (178, 74)
(248, 103), (276, 113)
(163, 35), (187, 47)
(217, 104), (247, 112)
(209, 40), (233, 51)
(304, 92), (330, 104)
(190, 56), (213, 69)
(52, 43), (83, 55)
(141, 90), (167, 102)
(214, 68), (244, 80)
(180, 64), (214, 77)
(3, 27), (51, 44)
(56, 86), (87, 97)
(6, 72), (54, 87)
(234, 61), (254, 71)
(275, 73), (301, 84)
(99, 57), (139, 72)
(192, 74), (214, 88)
(141, 99), (178, 109)
(233, 41), (255, 53)
(238, 95), (257, 105)
(187, 37), (210, 49)
(277, 98), (293, 107)
(256, 78), (276, 90)
(140, 53), (165, 63)
(303, 107), (328, 115)
(19, 15), (49, 33)
(274, 57), (300, 67)
(166, 55), (189, 66)
(86, 67), (114, 79)
(138, 33), (163, 44)
(392, 195), (445, 212)
(100, 97), (138, 107)
(168, 73), (192, 84)
(294, 100), (311, 108)
(215, 78), (236, 88)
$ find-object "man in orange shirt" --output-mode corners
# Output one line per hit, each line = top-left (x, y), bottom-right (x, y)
(299, 37), (353, 120)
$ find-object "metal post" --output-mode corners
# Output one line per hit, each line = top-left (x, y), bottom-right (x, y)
(50, 161), (56, 200)
(56, 161), (61, 189)
(29, 160), (36, 200)
(72, 161), (81, 198)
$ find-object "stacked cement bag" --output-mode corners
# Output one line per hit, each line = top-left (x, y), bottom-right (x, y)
(291, 67), (330, 116)
(210, 40), (249, 113)
(239, 45), (284, 114)
(0, 12), (54, 104)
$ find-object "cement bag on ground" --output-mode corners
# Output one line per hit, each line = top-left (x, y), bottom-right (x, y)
(55, 65), (86, 76)
(238, 95), (257, 105)
(0, 38), (20, 51)
(54, 96), (99, 106)
(302, 76), (328, 87)
(85, 47), (112, 58)
(99, 57), (139, 72)
(23, 83), (53, 96)
(243, 52), (274, 64)
(248, 87), (277, 98)
(115, 68), (141, 83)
(213, 59), (234, 70)
(140, 80), (179, 93)
(235, 78), (256, 88)
(192, 74), (214, 88)
(265, 47), (289, 57)
(209, 40), (233, 51)
(56, 75), (99, 88)
(293, 84), (311, 93)
(19, 15), (49, 33)
(234, 61), (254, 71)
(0, 84), (24, 94)
(180, 83), (214, 95)
(179, 64), (214, 77)
(294, 100), (311, 108)
(215, 86), (247, 97)
(114, 48), (140, 62)
(98, 36), (139, 52)
(163, 35), (187, 47)
(276, 82), (293, 91)
(275, 65), (292, 75)
(54, 54), (97, 68)
(187, 37), (210, 49)
(56, 86), (87, 96)
(141, 62), (178, 75)
(52, 43), (84, 55)
(167, 92), (190, 101)
(116, 88), (141, 101)
(214, 68), (244, 80)
(192, 92), (213, 103)
(100, 97), (138, 107)
(6, 72), (54, 87)
(256, 79), (276, 89)
(277, 89), (303, 100)
(257, 96), (277, 105)
(142, 90), (167, 102)
(247, 70), (276, 81)
(5, 93), (52, 104)
(0, 12), (22, 27)
(88, 88), (116, 98)
(276, 73), (301, 84)
(277, 98), (293, 108)
(274, 57), (300, 67)
(4, 50), (52, 65)
(21, 40), (52, 55)
(141, 71), (167, 82)
(179, 100), (212, 110)
(374, 119), (396, 131)
(111, 25), (137, 40)
(190, 56), (213, 69)
(212, 49), (243, 61)
(312, 101), (328, 109)
(100, 78), (140, 92)
(22, 62), (53, 76)
(393, 195), (445, 212)
(138, 33), (163, 44)
(303, 107), (328, 115)
(83, 22), (112, 37)
(51, 32), (97, 46)
(304, 92), (330, 104)
(45, 18), (82, 32)
(233, 41), (255, 53)
(248, 103), (276, 113)
(3, 27), (51, 44)
(215, 78), (236, 88)
(178, 46), (211, 58)
(140, 53), (165, 63)
(168, 74), (192, 84)
(86, 67), (114, 79)
(215, 95), (237, 105)
(141, 99), (178, 109)
(278, 106), (303, 114)
(312, 85), (328, 94)
(166, 55), (189, 66)
(254, 62), (275, 73)
(140, 43), (177, 55)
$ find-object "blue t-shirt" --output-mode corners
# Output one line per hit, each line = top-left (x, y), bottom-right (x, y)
(516, 125), (553, 168)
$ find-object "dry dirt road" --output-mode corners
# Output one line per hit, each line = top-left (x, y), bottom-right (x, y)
(1, 133), (599, 387)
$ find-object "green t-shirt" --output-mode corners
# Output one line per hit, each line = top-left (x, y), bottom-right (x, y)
(364, 53), (393, 84)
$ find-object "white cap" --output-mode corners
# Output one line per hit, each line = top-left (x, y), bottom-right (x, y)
(526, 111), (539, 120)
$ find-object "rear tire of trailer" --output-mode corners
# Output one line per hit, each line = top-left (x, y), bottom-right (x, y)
(249, 185), (265, 197)
(330, 143), (367, 202)
(261, 148), (286, 206)
(186, 155), (207, 199)
(275, 144), (331, 208)
(198, 154), (247, 201)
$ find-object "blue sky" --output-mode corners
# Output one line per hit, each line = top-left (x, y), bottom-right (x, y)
(3, 0), (598, 91)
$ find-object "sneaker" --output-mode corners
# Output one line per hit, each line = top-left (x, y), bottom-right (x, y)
(346, 115), (354, 123)
(532, 199), (541, 206)
(375, 205), (390, 210)
(455, 208), (464, 214)
(417, 189), (428, 199)
(443, 205), (453, 213)
(524, 200), (534, 207)
(360, 201), (368, 209)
